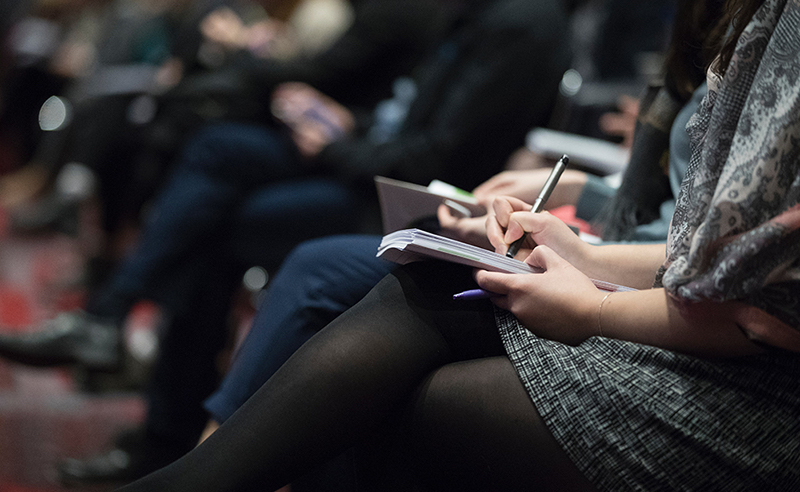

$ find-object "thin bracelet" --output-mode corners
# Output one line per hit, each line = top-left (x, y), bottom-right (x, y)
(597, 292), (614, 337)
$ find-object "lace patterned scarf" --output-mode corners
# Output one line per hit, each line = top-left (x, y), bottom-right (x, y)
(656, 0), (800, 348)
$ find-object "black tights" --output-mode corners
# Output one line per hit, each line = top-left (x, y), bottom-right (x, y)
(117, 262), (595, 492)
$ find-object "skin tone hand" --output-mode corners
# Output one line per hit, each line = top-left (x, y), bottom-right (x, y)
(502, 147), (553, 170)
(486, 196), (590, 266)
(487, 195), (664, 288)
(201, 7), (284, 57)
(436, 204), (492, 249)
(271, 83), (355, 159)
(598, 94), (639, 149)
(201, 7), (249, 49)
(472, 168), (588, 210)
(478, 195), (763, 357)
(476, 195), (604, 344)
(477, 245), (605, 345)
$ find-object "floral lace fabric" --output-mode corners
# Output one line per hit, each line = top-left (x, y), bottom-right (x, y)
(657, 0), (800, 338)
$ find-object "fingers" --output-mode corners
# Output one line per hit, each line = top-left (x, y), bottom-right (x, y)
(523, 245), (562, 271)
(617, 94), (640, 115)
(437, 203), (458, 229)
(474, 270), (514, 296)
(291, 123), (330, 158)
(493, 197), (541, 244)
(472, 172), (513, 201)
(503, 209), (558, 245)
(486, 195), (531, 253)
(491, 196), (532, 227)
(485, 212), (506, 253)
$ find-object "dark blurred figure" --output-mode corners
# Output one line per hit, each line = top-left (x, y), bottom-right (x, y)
(0, 0), (112, 175)
(1, 0), (233, 256)
(0, 0), (572, 487)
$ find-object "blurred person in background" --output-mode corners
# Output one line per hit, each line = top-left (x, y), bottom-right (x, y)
(0, 0), (353, 288)
(0, 0), (462, 485)
(0, 0), (574, 486)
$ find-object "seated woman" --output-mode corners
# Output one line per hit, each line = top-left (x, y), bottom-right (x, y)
(118, 0), (800, 490)
(200, 81), (705, 434)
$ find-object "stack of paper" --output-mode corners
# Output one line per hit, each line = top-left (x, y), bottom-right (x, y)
(377, 228), (635, 292)
(378, 228), (538, 274)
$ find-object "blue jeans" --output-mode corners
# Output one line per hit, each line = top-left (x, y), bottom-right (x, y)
(89, 121), (359, 318)
(204, 235), (396, 423)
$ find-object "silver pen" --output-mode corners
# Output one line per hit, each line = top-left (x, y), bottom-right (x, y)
(505, 154), (569, 258)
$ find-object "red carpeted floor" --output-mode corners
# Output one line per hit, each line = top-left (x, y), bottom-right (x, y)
(0, 207), (151, 492)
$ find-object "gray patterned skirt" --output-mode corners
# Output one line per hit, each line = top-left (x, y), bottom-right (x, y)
(494, 308), (800, 491)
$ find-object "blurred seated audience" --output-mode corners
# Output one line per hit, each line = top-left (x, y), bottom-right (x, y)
(0, 0), (573, 486)
(0, 0), (355, 284)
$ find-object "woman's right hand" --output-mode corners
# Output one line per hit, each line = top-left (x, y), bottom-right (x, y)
(487, 196), (590, 269)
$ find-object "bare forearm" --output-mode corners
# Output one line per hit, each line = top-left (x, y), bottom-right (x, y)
(541, 170), (588, 209)
(599, 289), (763, 358)
(575, 243), (666, 290)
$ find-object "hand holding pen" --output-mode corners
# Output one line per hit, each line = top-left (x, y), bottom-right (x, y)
(505, 154), (569, 257)
(456, 155), (571, 300)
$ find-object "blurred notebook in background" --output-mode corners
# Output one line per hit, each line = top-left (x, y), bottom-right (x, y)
(526, 127), (630, 175)
(375, 176), (485, 234)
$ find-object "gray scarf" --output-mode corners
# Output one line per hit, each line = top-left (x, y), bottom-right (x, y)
(656, 0), (800, 342)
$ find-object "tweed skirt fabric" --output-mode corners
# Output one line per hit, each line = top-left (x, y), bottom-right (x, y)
(495, 308), (800, 491)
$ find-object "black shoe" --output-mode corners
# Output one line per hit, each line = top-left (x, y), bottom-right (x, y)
(58, 428), (190, 486)
(0, 311), (122, 371)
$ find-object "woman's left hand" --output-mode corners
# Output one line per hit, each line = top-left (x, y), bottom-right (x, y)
(475, 245), (605, 345)
(436, 204), (492, 249)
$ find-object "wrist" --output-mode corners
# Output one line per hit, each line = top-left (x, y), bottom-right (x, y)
(596, 292), (614, 338)
(566, 237), (594, 276)
(542, 170), (587, 208)
(571, 288), (608, 345)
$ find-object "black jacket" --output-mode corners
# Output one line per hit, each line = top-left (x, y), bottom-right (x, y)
(318, 0), (572, 191)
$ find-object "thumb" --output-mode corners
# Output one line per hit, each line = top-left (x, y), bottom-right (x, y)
(524, 245), (564, 271)
(474, 270), (513, 296)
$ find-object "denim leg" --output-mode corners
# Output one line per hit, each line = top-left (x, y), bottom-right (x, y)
(143, 182), (364, 442)
(87, 122), (300, 319)
(203, 235), (395, 423)
(228, 178), (364, 271)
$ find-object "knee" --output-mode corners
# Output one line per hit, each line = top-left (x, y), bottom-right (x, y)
(179, 125), (234, 176)
(411, 358), (519, 430)
(179, 123), (280, 177)
(283, 236), (385, 305)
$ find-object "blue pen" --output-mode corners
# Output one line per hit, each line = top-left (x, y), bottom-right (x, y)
(452, 288), (498, 300)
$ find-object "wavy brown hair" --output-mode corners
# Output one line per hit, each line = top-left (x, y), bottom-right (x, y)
(709, 0), (769, 75)
(663, 0), (768, 101)
(663, 0), (726, 101)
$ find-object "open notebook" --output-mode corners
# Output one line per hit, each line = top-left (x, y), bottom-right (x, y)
(377, 228), (635, 293)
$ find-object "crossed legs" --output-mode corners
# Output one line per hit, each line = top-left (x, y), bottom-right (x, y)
(117, 262), (594, 491)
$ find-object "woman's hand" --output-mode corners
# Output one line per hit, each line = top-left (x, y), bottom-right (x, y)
(475, 245), (605, 345)
(472, 169), (587, 209)
(486, 196), (590, 268)
(436, 204), (492, 249)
